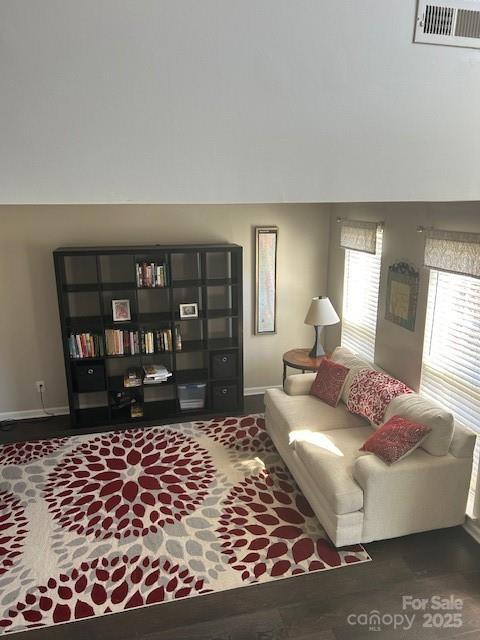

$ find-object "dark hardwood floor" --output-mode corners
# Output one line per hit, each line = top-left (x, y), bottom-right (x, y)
(1, 396), (479, 640)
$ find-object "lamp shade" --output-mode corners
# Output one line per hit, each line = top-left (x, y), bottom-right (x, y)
(304, 296), (340, 327)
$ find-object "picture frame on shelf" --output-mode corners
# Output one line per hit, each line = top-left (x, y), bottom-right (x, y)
(112, 299), (131, 322)
(179, 302), (198, 319)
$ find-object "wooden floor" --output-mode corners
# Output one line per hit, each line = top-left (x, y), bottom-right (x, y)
(1, 396), (479, 640)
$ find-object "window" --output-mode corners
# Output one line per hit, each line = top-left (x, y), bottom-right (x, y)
(421, 269), (480, 516)
(341, 229), (383, 361)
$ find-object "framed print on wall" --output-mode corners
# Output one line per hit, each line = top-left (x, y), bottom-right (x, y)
(385, 262), (419, 331)
(255, 226), (278, 334)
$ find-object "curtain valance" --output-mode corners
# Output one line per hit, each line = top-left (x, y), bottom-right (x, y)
(424, 228), (480, 278)
(340, 220), (379, 255)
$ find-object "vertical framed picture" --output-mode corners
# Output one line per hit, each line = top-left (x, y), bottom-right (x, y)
(255, 226), (278, 334)
(385, 262), (419, 331)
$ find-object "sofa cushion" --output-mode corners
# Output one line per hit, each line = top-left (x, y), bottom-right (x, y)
(360, 415), (431, 464)
(383, 393), (454, 456)
(347, 369), (413, 426)
(310, 359), (349, 407)
(330, 346), (375, 403)
(295, 427), (371, 515)
(264, 388), (369, 446)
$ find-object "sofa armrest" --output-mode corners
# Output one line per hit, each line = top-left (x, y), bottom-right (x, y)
(284, 373), (316, 396)
(353, 449), (472, 542)
(450, 423), (477, 459)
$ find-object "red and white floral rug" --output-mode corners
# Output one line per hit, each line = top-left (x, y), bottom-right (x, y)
(0, 415), (370, 634)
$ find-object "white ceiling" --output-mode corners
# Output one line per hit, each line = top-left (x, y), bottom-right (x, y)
(1, 0), (479, 204)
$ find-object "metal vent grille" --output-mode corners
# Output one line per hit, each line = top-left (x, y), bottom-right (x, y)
(424, 5), (455, 34)
(415, 0), (480, 48)
(456, 8), (480, 37)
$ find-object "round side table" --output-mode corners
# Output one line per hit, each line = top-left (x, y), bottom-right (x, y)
(282, 348), (328, 387)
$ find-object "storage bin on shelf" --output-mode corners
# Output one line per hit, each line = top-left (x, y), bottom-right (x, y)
(178, 382), (206, 410)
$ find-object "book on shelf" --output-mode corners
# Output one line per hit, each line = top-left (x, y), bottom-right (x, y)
(123, 367), (143, 388)
(105, 329), (140, 356)
(136, 261), (169, 288)
(140, 329), (172, 354)
(131, 402), (144, 418)
(143, 363), (172, 384)
(68, 333), (103, 359)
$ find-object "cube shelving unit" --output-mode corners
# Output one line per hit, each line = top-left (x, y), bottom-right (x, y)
(53, 243), (244, 428)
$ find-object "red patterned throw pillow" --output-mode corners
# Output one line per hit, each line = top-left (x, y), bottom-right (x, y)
(347, 369), (413, 425)
(310, 359), (350, 407)
(360, 415), (431, 464)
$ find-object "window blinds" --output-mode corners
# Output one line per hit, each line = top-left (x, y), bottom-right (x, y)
(341, 229), (383, 361)
(340, 220), (379, 255)
(421, 270), (480, 519)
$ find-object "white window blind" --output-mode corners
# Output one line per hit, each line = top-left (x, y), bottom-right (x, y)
(421, 270), (480, 518)
(341, 229), (383, 361)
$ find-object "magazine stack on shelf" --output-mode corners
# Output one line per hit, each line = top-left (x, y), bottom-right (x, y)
(143, 364), (172, 385)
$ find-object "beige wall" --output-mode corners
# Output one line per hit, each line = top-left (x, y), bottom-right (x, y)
(0, 205), (331, 415)
(326, 203), (480, 390)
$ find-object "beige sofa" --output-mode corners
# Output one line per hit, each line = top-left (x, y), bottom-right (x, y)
(265, 346), (476, 547)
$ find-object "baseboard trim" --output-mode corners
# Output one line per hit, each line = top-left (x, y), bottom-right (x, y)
(0, 407), (69, 422)
(0, 388), (276, 421)
(244, 385), (281, 397)
(464, 517), (480, 544)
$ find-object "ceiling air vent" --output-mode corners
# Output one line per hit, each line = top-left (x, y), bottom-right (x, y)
(415, 0), (480, 48)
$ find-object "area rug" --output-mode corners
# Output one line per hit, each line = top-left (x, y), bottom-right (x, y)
(0, 415), (370, 634)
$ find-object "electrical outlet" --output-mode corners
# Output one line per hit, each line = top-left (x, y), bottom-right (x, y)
(35, 381), (46, 393)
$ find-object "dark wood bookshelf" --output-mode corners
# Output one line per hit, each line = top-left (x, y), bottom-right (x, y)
(54, 243), (244, 429)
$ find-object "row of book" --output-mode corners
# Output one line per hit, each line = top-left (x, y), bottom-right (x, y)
(68, 333), (104, 359)
(141, 329), (173, 354)
(72, 328), (182, 358)
(136, 261), (169, 288)
(105, 329), (140, 356)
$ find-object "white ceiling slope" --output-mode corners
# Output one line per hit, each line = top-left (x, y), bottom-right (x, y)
(0, 0), (479, 204)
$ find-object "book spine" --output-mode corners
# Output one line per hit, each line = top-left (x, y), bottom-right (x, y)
(136, 264), (141, 288)
(80, 334), (87, 358)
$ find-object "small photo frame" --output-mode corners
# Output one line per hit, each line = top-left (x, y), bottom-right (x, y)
(112, 299), (131, 322)
(179, 303), (198, 319)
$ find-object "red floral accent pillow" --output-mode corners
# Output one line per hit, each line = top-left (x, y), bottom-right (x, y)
(310, 359), (350, 407)
(347, 369), (413, 425)
(360, 415), (431, 464)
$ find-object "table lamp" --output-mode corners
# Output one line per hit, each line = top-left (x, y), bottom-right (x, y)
(304, 296), (340, 358)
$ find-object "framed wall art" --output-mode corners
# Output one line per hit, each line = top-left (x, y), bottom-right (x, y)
(255, 226), (278, 334)
(112, 299), (131, 322)
(385, 262), (419, 331)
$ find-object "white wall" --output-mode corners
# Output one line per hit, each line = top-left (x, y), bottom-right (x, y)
(326, 203), (480, 389)
(0, 204), (330, 415)
(1, 1), (480, 204)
